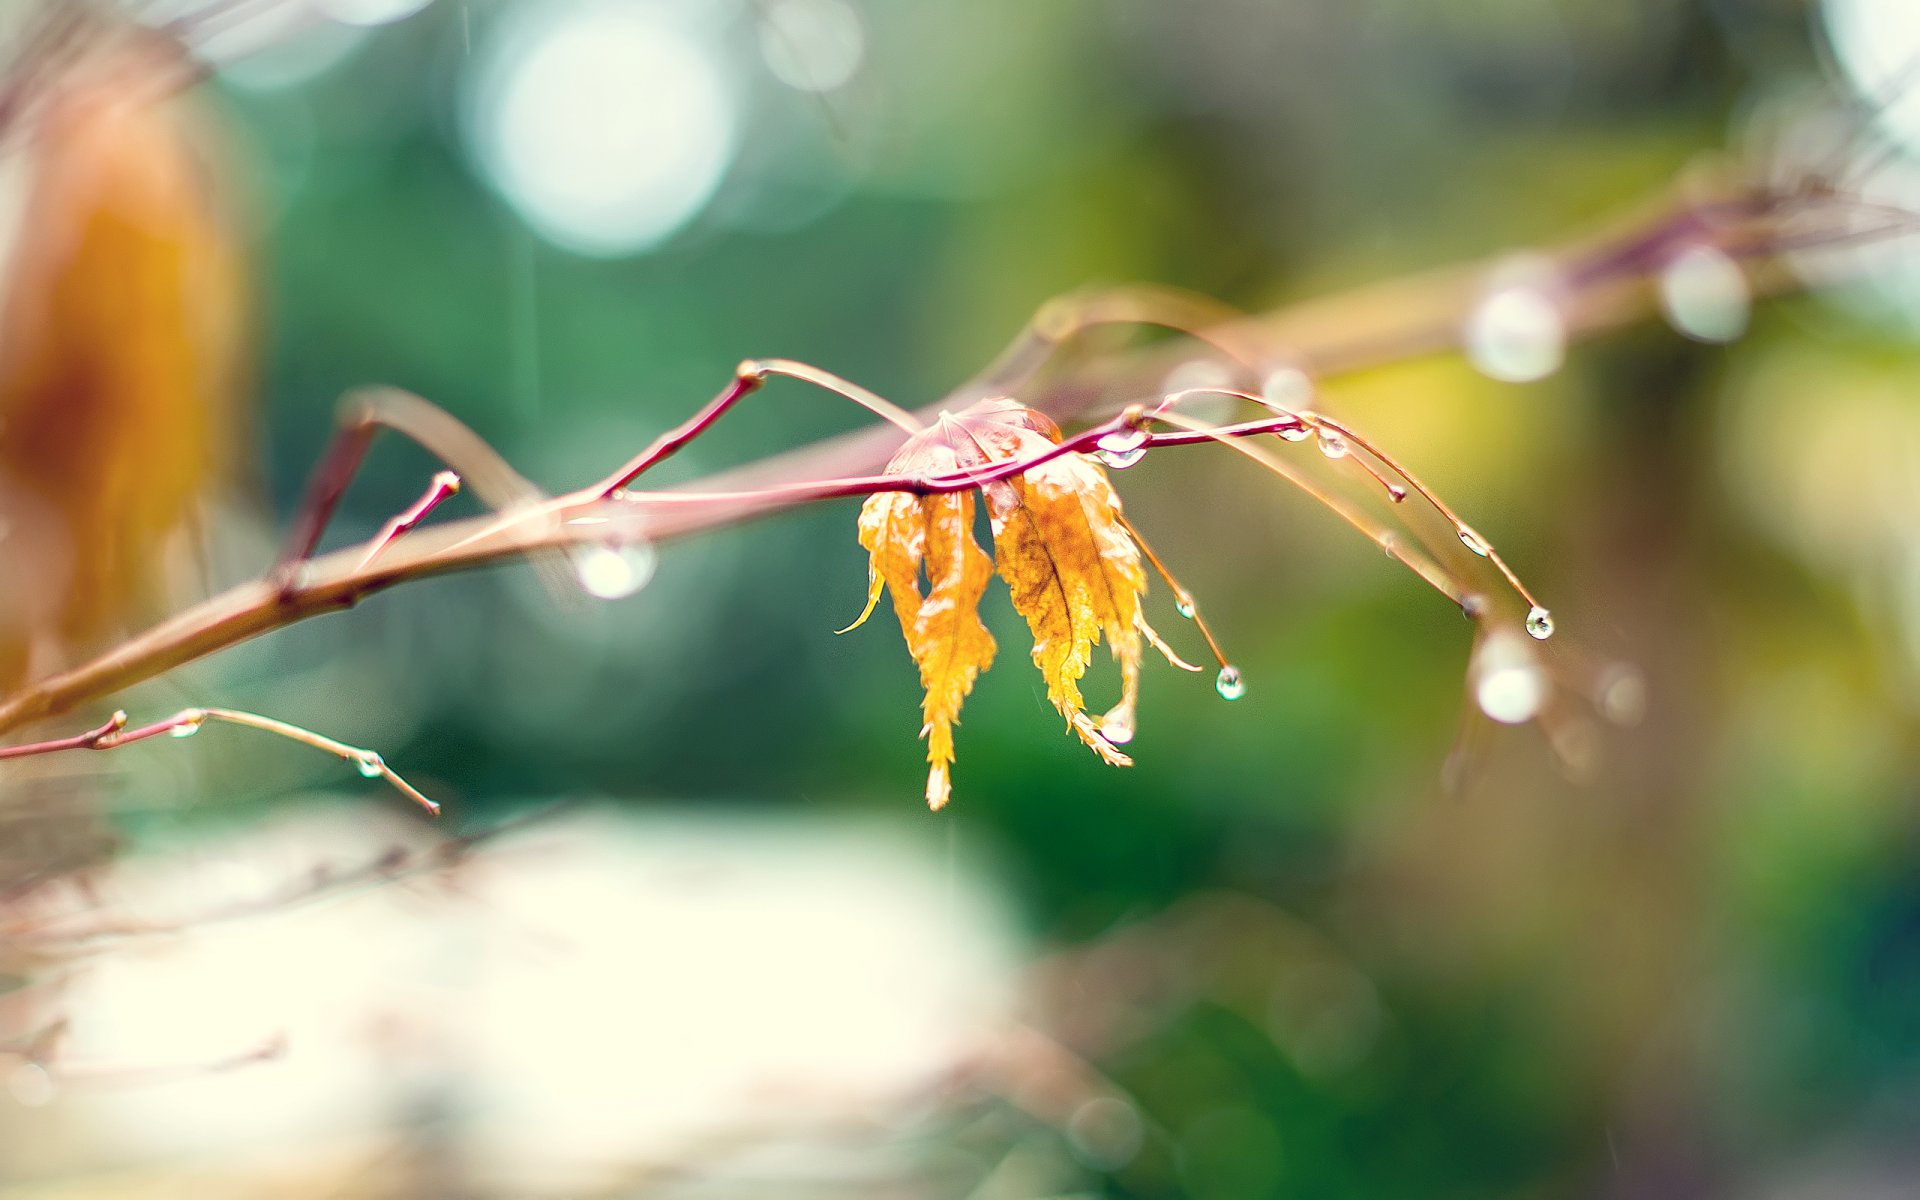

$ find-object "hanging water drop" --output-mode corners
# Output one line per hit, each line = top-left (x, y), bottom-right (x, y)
(170, 710), (206, 738)
(1276, 420), (1311, 442)
(1174, 591), (1196, 619)
(1317, 429), (1349, 459)
(1524, 605), (1555, 640)
(1457, 528), (1491, 557)
(1658, 243), (1749, 344)
(1215, 665), (1246, 700)
(1098, 709), (1136, 746)
(575, 539), (657, 599)
(352, 750), (385, 778)
(1095, 427), (1149, 470)
(1386, 483), (1407, 503)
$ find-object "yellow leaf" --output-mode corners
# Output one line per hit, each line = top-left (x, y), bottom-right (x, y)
(955, 407), (1144, 764)
(849, 401), (1154, 809)
(854, 443), (997, 810)
(0, 33), (247, 688)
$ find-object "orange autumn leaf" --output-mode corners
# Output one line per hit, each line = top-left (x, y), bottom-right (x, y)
(851, 441), (997, 810)
(848, 401), (1158, 808)
(0, 29), (248, 689)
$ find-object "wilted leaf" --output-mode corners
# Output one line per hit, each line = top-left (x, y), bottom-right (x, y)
(848, 401), (1151, 808)
(851, 442), (998, 810)
(0, 31), (247, 687)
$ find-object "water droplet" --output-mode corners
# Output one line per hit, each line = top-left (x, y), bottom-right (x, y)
(1261, 365), (1314, 408)
(1659, 243), (1749, 344)
(1524, 605), (1555, 640)
(1317, 430), (1349, 459)
(1095, 427), (1149, 470)
(1472, 631), (1545, 724)
(1386, 483), (1407, 502)
(1276, 420), (1312, 442)
(352, 751), (385, 778)
(1460, 593), (1489, 621)
(1174, 591), (1196, 619)
(1457, 528), (1491, 557)
(1465, 269), (1566, 382)
(1215, 665), (1246, 700)
(1099, 709), (1136, 746)
(170, 711), (206, 738)
(575, 540), (657, 599)
(1379, 533), (1399, 557)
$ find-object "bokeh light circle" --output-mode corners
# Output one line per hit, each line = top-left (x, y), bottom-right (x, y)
(465, 0), (739, 257)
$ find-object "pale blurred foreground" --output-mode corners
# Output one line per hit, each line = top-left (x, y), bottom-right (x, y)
(0, 807), (1029, 1196)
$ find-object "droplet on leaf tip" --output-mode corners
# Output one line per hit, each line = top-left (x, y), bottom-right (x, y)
(1098, 709), (1135, 746)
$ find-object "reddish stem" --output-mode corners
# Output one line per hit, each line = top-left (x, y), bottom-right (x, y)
(358, 471), (461, 571)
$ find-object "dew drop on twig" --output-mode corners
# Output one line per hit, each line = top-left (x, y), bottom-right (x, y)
(1095, 427), (1149, 469)
(352, 751), (385, 778)
(1524, 605), (1555, 641)
(1457, 528), (1491, 557)
(1317, 430), (1349, 459)
(1215, 665), (1246, 700)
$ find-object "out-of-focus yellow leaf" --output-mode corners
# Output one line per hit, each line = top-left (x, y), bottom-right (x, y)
(0, 28), (247, 689)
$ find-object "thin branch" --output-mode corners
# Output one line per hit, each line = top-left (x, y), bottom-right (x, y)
(0, 707), (439, 814)
(0, 180), (1903, 736)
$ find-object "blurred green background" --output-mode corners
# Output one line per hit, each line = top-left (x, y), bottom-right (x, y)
(24, 0), (1920, 1195)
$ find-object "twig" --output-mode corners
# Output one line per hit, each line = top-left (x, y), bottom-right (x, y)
(0, 179), (1905, 736)
(0, 707), (439, 814)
